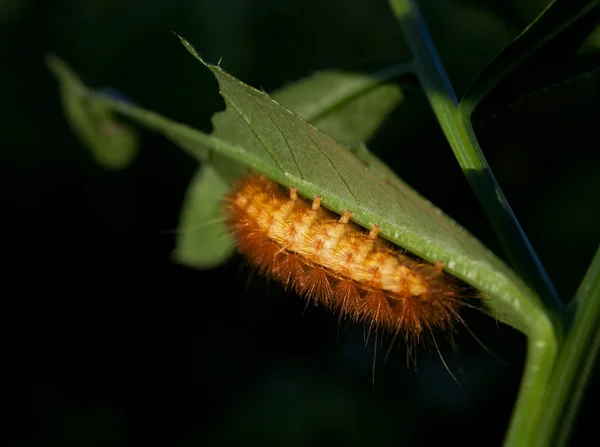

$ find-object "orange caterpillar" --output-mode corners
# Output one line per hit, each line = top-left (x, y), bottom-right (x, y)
(225, 173), (472, 346)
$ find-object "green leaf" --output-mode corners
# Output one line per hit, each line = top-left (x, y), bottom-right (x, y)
(47, 41), (553, 337)
(48, 47), (559, 445)
(174, 60), (411, 270)
(580, 23), (600, 53)
(461, 0), (600, 114)
(180, 34), (560, 447)
(177, 36), (553, 338)
(172, 163), (236, 269)
(47, 54), (139, 169)
(271, 65), (409, 147)
(170, 135), (245, 269)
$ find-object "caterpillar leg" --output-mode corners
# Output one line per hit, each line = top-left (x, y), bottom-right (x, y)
(368, 225), (380, 240)
(433, 261), (445, 275)
(312, 196), (322, 210)
(338, 210), (352, 224)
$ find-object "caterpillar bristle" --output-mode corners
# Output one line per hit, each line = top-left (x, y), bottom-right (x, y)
(224, 173), (482, 353)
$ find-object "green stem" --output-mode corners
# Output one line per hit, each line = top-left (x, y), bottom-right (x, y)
(387, 0), (562, 317)
(452, 111), (563, 323)
(386, 1), (564, 446)
(533, 246), (600, 446)
(502, 323), (557, 446)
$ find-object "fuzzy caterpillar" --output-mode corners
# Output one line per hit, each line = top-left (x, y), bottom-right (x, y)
(225, 173), (475, 347)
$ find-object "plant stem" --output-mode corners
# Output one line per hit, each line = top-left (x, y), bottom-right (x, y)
(386, 1), (565, 446)
(533, 246), (600, 446)
(502, 323), (557, 446)
(387, 0), (562, 317)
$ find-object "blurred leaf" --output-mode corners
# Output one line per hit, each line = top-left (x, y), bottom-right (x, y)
(418, 0), (517, 94)
(461, 0), (600, 113)
(173, 163), (235, 269)
(169, 133), (246, 270)
(47, 55), (139, 169)
(271, 65), (409, 147)
(580, 23), (600, 52)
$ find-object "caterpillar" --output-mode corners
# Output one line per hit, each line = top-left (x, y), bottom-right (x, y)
(225, 173), (476, 348)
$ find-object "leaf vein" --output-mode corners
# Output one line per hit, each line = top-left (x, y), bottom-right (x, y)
(250, 95), (304, 180)
(304, 130), (359, 203)
(222, 95), (288, 174)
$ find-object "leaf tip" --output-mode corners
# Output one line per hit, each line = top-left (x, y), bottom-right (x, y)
(45, 52), (59, 69)
(174, 33), (212, 68)
(45, 53), (68, 79)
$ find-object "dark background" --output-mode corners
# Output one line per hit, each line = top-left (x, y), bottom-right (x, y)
(2, 0), (599, 446)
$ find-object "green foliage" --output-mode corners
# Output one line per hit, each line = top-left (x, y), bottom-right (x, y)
(48, 56), (139, 169)
(173, 163), (235, 269)
(174, 60), (411, 269)
(270, 66), (408, 147)
(48, 46), (547, 342)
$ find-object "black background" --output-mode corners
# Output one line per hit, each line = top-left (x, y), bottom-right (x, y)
(3, 0), (599, 446)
